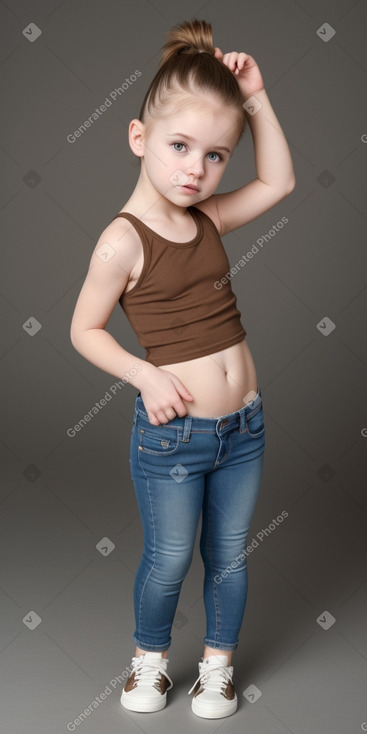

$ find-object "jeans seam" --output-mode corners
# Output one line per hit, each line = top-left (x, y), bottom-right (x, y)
(207, 497), (221, 644)
(136, 471), (160, 648)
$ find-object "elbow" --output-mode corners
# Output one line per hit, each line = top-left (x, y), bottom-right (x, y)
(287, 176), (296, 193)
(70, 325), (104, 351)
(70, 326), (81, 350)
(278, 177), (296, 199)
(70, 318), (86, 349)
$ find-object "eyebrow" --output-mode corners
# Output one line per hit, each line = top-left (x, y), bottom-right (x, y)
(166, 133), (231, 153)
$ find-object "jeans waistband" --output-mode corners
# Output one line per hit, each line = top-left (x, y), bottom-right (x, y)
(135, 386), (262, 436)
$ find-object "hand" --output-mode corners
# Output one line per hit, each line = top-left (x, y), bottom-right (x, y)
(214, 46), (265, 100)
(138, 365), (194, 425)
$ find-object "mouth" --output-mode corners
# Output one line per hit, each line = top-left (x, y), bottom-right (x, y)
(179, 184), (199, 192)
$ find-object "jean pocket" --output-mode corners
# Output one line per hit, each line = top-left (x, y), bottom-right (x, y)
(138, 424), (181, 456)
(246, 405), (265, 438)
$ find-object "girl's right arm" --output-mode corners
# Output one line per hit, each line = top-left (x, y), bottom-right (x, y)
(70, 218), (193, 425)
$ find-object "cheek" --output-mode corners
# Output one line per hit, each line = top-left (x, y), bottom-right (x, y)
(210, 165), (224, 180)
(149, 158), (169, 183)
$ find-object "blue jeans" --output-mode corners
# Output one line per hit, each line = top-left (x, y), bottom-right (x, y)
(129, 386), (266, 652)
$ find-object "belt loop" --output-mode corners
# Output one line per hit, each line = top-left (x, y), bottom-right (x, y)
(240, 408), (247, 433)
(181, 414), (192, 442)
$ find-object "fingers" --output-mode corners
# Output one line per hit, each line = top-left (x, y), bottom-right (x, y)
(150, 397), (189, 425)
(220, 51), (248, 73)
(151, 410), (175, 425)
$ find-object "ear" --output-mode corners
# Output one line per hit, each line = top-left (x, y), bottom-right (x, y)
(128, 119), (145, 158)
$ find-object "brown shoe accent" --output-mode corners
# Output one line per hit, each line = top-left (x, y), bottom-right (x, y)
(154, 673), (172, 695)
(124, 671), (171, 695)
(221, 679), (236, 700)
(192, 677), (235, 699)
(124, 672), (137, 693)
(192, 679), (202, 697)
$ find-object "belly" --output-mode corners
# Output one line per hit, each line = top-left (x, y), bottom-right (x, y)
(157, 339), (258, 417)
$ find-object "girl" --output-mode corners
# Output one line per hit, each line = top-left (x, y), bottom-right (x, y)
(70, 18), (295, 720)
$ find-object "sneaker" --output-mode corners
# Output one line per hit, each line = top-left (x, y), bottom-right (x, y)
(188, 654), (238, 719)
(120, 652), (173, 713)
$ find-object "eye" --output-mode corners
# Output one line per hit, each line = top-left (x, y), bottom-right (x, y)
(172, 142), (186, 152)
(207, 151), (222, 162)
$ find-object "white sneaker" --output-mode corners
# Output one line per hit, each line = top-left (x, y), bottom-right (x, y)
(188, 654), (238, 718)
(121, 652), (173, 713)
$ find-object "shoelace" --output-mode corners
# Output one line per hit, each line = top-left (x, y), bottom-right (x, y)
(131, 656), (174, 691)
(188, 662), (233, 695)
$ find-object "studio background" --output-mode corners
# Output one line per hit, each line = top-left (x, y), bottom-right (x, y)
(1, 1), (366, 733)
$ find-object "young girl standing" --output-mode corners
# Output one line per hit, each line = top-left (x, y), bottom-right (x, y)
(70, 18), (295, 720)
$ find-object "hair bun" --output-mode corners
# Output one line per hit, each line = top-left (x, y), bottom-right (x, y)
(159, 19), (215, 67)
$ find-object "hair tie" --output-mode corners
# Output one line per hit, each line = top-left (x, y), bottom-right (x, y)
(179, 46), (209, 55)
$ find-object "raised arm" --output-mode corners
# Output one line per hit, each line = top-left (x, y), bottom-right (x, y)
(204, 48), (296, 236)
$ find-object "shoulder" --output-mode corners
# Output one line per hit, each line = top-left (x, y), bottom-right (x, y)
(89, 213), (144, 278)
(191, 198), (223, 237)
(103, 212), (142, 243)
(99, 213), (143, 256)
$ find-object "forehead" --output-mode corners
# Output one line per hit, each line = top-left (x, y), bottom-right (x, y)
(156, 93), (240, 148)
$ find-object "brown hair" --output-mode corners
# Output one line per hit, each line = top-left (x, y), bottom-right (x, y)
(138, 18), (247, 145)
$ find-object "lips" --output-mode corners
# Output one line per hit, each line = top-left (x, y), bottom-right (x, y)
(182, 184), (198, 191)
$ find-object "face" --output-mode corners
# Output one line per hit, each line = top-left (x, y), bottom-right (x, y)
(134, 94), (240, 206)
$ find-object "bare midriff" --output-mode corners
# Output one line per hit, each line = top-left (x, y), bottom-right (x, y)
(156, 338), (258, 418)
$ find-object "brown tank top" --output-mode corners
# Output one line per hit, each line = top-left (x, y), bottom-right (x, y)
(112, 206), (246, 366)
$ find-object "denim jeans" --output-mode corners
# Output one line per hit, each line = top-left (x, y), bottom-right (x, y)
(129, 386), (265, 652)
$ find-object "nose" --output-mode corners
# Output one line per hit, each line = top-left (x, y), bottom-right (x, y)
(186, 155), (205, 178)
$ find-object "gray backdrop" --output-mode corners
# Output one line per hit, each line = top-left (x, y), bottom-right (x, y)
(1, 1), (366, 733)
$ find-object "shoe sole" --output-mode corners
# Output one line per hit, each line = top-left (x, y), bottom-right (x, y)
(120, 692), (167, 713)
(191, 696), (238, 719)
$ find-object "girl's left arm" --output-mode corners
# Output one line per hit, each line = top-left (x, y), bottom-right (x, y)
(209, 48), (296, 236)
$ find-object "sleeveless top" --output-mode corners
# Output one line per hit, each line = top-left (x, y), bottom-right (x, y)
(111, 205), (246, 366)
